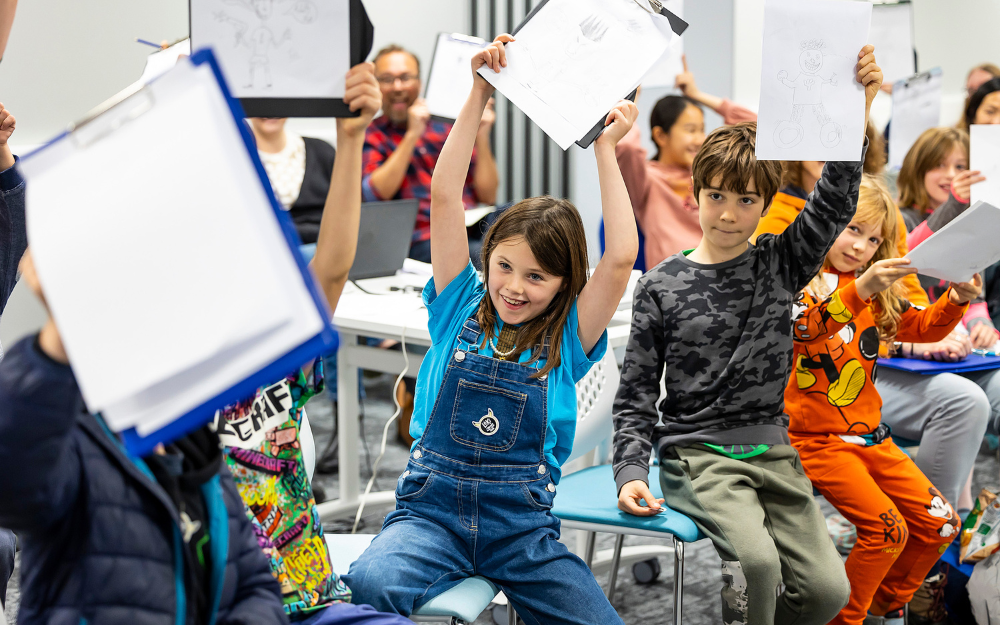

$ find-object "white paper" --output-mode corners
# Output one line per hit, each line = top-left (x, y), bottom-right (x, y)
(139, 39), (192, 84)
(889, 69), (943, 170)
(971, 125), (1000, 208)
(425, 33), (487, 121)
(755, 0), (871, 161)
(478, 0), (675, 150)
(190, 0), (350, 99)
(20, 59), (326, 433)
(464, 205), (495, 227)
(867, 3), (915, 85)
(640, 0), (684, 88)
(905, 202), (1000, 283)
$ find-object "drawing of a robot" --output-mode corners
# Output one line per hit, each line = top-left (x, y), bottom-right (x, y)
(775, 39), (842, 149)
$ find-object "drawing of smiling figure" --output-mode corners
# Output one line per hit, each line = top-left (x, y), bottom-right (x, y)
(775, 39), (843, 150)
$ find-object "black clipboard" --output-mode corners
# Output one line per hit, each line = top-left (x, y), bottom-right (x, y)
(509, 0), (688, 148)
(189, 0), (374, 118)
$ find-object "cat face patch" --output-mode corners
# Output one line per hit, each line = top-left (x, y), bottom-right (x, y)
(473, 408), (500, 436)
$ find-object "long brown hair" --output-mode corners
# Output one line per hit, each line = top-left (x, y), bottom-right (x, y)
(808, 175), (906, 342)
(897, 127), (969, 217)
(477, 196), (590, 378)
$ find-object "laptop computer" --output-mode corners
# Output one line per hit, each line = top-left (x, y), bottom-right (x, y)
(348, 199), (420, 281)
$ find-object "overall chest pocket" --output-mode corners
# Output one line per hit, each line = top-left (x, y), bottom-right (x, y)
(450, 379), (529, 452)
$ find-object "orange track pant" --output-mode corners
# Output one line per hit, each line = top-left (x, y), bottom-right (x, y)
(792, 435), (959, 625)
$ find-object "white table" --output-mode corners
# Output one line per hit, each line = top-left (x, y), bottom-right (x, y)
(315, 269), (638, 521)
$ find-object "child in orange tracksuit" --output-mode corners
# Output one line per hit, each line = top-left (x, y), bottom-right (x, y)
(784, 176), (983, 625)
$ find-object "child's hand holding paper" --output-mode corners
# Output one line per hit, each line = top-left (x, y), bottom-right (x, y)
(473, 34), (515, 94)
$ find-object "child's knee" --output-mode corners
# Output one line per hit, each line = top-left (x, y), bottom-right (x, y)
(797, 563), (851, 618)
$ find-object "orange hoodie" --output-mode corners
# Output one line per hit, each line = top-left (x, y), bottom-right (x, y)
(785, 270), (967, 438)
(753, 190), (930, 308)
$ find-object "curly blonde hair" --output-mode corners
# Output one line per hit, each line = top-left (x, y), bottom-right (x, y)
(808, 175), (907, 342)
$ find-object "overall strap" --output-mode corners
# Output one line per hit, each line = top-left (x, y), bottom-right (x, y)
(458, 316), (484, 351)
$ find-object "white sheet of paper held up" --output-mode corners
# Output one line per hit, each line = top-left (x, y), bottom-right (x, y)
(971, 125), (1000, 208)
(755, 0), (871, 162)
(478, 0), (675, 150)
(889, 69), (943, 171)
(425, 33), (488, 121)
(906, 202), (1000, 283)
(139, 39), (192, 85)
(190, 0), (350, 99)
(868, 3), (915, 85)
(20, 59), (326, 432)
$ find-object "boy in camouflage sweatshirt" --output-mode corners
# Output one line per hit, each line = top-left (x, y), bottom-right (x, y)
(612, 46), (882, 625)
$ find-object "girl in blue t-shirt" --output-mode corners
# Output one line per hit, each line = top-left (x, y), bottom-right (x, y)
(344, 35), (639, 623)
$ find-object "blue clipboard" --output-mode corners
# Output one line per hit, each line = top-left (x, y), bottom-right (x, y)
(878, 353), (1000, 375)
(23, 49), (339, 457)
(121, 49), (340, 456)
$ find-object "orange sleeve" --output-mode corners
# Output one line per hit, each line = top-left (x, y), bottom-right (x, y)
(752, 200), (797, 244)
(894, 206), (930, 308)
(793, 281), (872, 345)
(895, 289), (969, 343)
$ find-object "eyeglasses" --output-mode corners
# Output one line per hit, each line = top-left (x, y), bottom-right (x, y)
(376, 74), (419, 87)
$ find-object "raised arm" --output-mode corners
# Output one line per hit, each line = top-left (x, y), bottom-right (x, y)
(575, 101), (640, 353)
(309, 63), (381, 313)
(792, 282), (872, 345)
(0, 0), (17, 61)
(472, 98), (498, 205)
(0, 102), (23, 314)
(676, 55), (757, 124)
(430, 35), (512, 293)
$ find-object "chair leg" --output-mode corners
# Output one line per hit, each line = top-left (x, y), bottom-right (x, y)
(606, 534), (626, 602)
(672, 535), (685, 625)
(584, 530), (597, 569)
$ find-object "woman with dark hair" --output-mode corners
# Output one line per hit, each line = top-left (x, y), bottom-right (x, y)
(616, 56), (756, 269)
(962, 76), (1000, 131)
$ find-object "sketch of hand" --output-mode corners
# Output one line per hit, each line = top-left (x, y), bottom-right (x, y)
(828, 72), (838, 86)
(579, 14), (610, 43)
(777, 70), (788, 81)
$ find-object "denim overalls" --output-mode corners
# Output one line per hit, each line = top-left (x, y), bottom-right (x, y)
(345, 317), (623, 625)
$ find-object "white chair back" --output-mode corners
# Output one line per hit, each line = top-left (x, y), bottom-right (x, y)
(566, 349), (619, 466)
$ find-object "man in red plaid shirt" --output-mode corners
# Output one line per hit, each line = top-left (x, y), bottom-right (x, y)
(363, 45), (498, 262)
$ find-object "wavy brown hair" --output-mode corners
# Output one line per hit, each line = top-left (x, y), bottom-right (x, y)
(897, 127), (969, 217)
(477, 196), (589, 378)
(809, 175), (906, 342)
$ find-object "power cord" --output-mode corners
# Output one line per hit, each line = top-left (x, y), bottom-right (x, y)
(352, 316), (413, 534)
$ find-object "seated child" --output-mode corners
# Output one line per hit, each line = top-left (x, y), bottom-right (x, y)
(613, 45), (882, 625)
(785, 175), (979, 625)
(344, 35), (640, 624)
(616, 55), (756, 267)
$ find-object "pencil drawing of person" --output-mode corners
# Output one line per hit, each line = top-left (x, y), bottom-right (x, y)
(215, 11), (290, 89)
(774, 39), (843, 149)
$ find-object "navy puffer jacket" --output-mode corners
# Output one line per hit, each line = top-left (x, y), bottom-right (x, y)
(0, 336), (289, 625)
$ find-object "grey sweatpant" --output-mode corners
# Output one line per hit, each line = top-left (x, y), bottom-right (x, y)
(659, 445), (850, 625)
(876, 367), (996, 507)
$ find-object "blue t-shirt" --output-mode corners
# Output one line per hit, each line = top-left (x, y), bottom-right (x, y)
(411, 262), (607, 483)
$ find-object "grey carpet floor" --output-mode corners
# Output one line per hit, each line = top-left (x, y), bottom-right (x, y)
(5, 372), (999, 624)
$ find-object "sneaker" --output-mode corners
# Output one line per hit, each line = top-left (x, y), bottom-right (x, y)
(863, 608), (904, 625)
(909, 571), (948, 625)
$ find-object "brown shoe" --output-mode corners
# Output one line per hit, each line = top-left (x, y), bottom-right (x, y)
(909, 571), (948, 625)
(396, 383), (415, 447)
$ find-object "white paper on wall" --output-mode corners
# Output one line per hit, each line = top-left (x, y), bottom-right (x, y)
(868, 3), (916, 85)
(755, 0), (872, 162)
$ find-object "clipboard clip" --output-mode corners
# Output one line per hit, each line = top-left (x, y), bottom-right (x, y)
(69, 81), (156, 149)
(633, 0), (689, 36)
(899, 67), (941, 88)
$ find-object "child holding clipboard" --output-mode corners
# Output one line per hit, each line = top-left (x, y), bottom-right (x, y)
(345, 34), (639, 623)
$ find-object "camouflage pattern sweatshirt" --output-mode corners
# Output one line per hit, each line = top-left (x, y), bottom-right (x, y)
(612, 146), (866, 493)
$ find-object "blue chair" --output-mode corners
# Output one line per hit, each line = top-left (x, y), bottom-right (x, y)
(301, 417), (517, 625)
(552, 352), (703, 625)
(599, 218), (647, 273)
